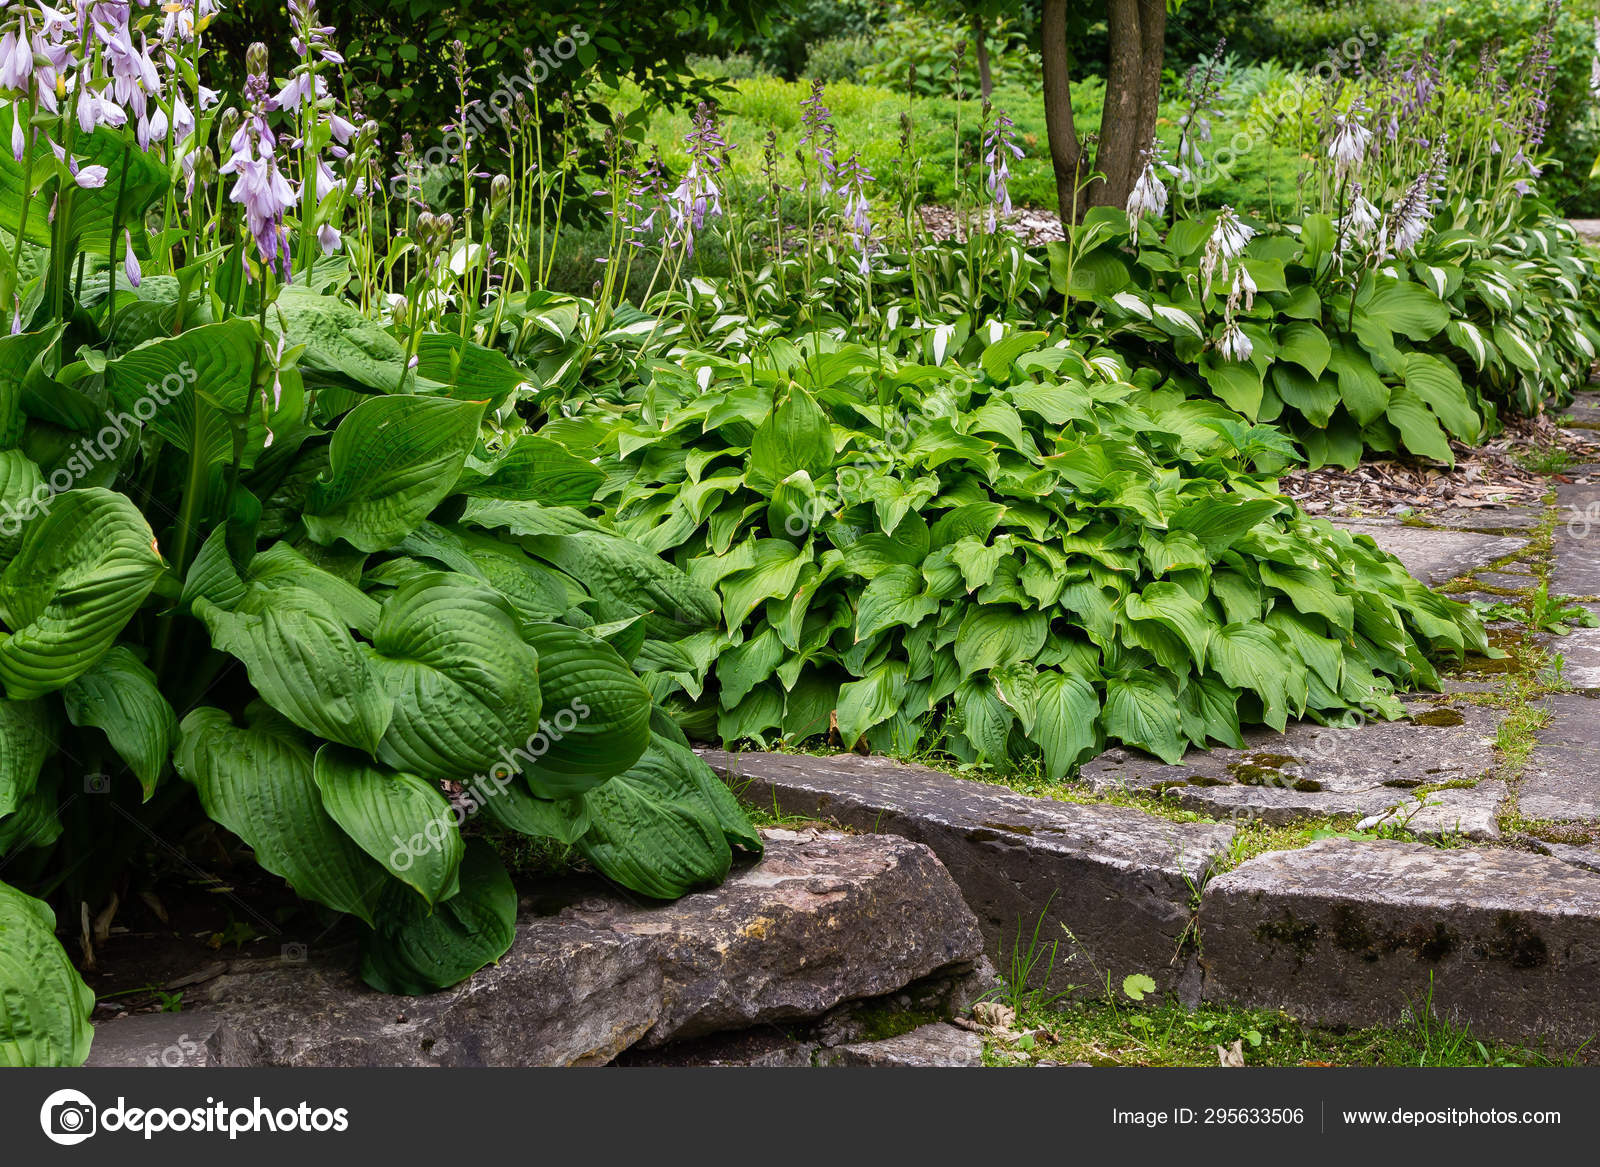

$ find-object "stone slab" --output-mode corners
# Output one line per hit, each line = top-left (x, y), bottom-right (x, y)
(1425, 506), (1545, 533)
(87, 1011), (231, 1068)
(1519, 694), (1600, 822)
(1558, 391), (1600, 429)
(1552, 482), (1600, 597)
(562, 828), (984, 1046)
(94, 830), (981, 1066)
(1200, 838), (1600, 1051)
(700, 749), (1234, 997)
(819, 1022), (985, 1067)
(1556, 616), (1600, 690)
(1080, 701), (1506, 838)
(1332, 520), (1529, 586)
(190, 920), (663, 1067)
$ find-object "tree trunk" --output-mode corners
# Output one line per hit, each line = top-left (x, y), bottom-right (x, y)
(1087, 0), (1144, 209)
(1040, 0), (1087, 224)
(971, 14), (993, 100)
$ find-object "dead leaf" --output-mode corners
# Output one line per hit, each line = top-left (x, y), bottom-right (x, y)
(1217, 1039), (1246, 1067)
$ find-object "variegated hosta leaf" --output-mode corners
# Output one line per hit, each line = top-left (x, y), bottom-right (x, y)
(0, 488), (163, 701)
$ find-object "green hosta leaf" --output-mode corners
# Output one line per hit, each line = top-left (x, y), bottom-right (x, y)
(476, 781), (591, 844)
(304, 395), (486, 552)
(1123, 583), (1211, 670)
(194, 585), (392, 753)
(0, 488), (163, 700)
(1170, 498), (1282, 555)
(1208, 624), (1301, 732)
(175, 707), (388, 924)
(954, 607), (1048, 675)
(1385, 387), (1455, 465)
(1030, 669), (1101, 778)
(1401, 353), (1479, 442)
(1365, 279), (1450, 341)
(1275, 321), (1331, 378)
(274, 284), (436, 392)
(103, 319), (276, 468)
(0, 332), (62, 449)
(721, 538), (810, 629)
(855, 564), (939, 640)
(360, 839), (516, 995)
(1103, 676), (1185, 764)
(577, 734), (760, 899)
(0, 697), (51, 817)
(314, 747), (463, 906)
(0, 880), (95, 1067)
(61, 647), (175, 799)
(1199, 353), (1265, 418)
(413, 332), (524, 407)
(524, 530), (719, 640)
(519, 621), (653, 797)
(457, 435), (603, 506)
(366, 574), (543, 783)
(1327, 340), (1391, 426)
(837, 659), (908, 746)
(0, 451), (43, 559)
(980, 330), (1051, 380)
(747, 385), (833, 491)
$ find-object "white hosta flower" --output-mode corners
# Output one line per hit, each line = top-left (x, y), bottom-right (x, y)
(1229, 264), (1256, 313)
(1218, 321), (1253, 363)
(1199, 206), (1254, 296)
(1127, 157), (1168, 224)
(1337, 193), (1382, 247)
(1328, 114), (1372, 178)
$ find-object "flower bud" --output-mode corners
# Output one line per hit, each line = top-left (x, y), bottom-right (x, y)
(246, 42), (269, 76)
(414, 210), (436, 239)
(489, 174), (511, 205)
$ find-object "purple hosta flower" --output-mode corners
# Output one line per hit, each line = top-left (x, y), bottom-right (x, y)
(1126, 138), (1168, 224)
(221, 49), (295, 279)
(1327, 112), (1372, 179)
(160, 0), (221, 43)
(0, 5), (68, 107)
(836, 152), (876, 275)
(1199, 205), (1253, 297)
(122, 229), (140, 288)
(1387, 146), (1447, 257)
(92, 7), (165, 147)
(666, 104), (726, 257)
(982, 108), (1023, 233)
(1218, 321), (1252, 363)
(798, 79), (837, 194)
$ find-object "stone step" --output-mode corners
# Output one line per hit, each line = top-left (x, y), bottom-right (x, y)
(1079, 700), (1507, 840)
(88, 829), (983, 1067)
(817, 1022), (985, 1067)
(1199, 838), (1600, 1052)
(699, 749), (1234, 998)
(1520, 694), (1600, 822)
(1330, 518), (1531, 586)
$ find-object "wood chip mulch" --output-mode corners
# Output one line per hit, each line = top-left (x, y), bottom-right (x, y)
(1282, 414), (1599, 518)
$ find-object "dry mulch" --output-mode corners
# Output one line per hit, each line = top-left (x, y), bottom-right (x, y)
(1282, 413), (1600, 518)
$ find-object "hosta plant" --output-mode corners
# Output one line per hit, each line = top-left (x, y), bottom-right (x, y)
(541, 331), (1488, 770)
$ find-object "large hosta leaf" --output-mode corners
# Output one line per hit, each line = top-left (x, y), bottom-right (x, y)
(0, 698), (51, 817)
(519, 621), (652, 797)
(304, 395), (486, 552)
(1029, 669), (1101, 778)
(1103, 675), (1185, 763)
(359, 839), (516, 995)
(365, 574), (543, 782)
(457, 435), (603, 505)
(0, 489), (163, 700)
(103, 319), (277, 468)
(174, 707), (388, 924)
(194, 585), (391, 753)
(524, 529), (719, 639)
(314, 747), (463, 906)
(747, 384), (834, 491)
(61, 647), (175, 799)
(0, 880), (95, 1067)
(577, 734), (761, 899)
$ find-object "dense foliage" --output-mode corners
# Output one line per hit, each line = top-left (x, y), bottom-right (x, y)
(550, 336), (1484, 770)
